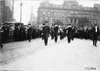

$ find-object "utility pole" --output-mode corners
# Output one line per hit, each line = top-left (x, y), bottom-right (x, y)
(12, 0), (15, 22)
(0, 0), (2, 26)
(30, 5), (34, 25)
(20, 0), (23, 23)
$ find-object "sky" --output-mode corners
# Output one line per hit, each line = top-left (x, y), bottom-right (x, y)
(14, 0), (100, 24)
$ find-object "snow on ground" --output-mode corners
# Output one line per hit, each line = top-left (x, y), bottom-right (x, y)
(0, 37), (100, 71)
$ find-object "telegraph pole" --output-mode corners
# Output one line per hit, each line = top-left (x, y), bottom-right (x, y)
(12, 0), (15, 22)
(20, 0), (23, 23)
(30, 5), (34, 25)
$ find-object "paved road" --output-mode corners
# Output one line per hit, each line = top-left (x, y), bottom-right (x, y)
(0, 37), (100, 71)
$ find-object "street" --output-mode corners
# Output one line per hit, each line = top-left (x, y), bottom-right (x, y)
(0, 37), (100, 71)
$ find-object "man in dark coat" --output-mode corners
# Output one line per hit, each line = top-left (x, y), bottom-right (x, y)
(66, 24), (72, 43)
(54, 24), (59, 43)
(32, 26), (36, 39)
(51, 25), (54, 40)
(71, 26), (75, 40)
(42, 22), (50, 46)
(20, 24), (25, 41)
(27, 24), (33, 42)
(59, 26), (63, 40)
(2, 24), (9, 43)
(0, 25), (3, 49)
(15, 26), (20, 41)
(92, 23), (99, 47)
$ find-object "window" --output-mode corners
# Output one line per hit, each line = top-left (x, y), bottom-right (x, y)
(71, 4), (78, 9)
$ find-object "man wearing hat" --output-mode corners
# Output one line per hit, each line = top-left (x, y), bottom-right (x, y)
(42, 22), (50, 45)
(66, 24), (72, 43)
(27, 24), (33, 42)
(53, 24), (59, 43)
(92, 23), (99, 47)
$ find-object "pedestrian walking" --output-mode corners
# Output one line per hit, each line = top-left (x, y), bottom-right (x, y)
(59, 26), (63, 40)
(66, 24), (72, 43)
(42, 22), (50, 46)
(92, 23), (99, 47)
(54, 24), (59, 43)
(51, 25), (54, 40)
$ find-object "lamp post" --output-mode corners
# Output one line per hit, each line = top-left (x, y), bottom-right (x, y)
(20, 1), (23, 23)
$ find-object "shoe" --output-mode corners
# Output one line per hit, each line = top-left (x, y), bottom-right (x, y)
(94, 44), (97, 47)
(45, 44), (47, 46)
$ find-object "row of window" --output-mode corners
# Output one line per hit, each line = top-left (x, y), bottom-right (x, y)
(39, 13), (99, 20)
(38, 9), (100, 20)
(39, 11), (66, 17)
(39, 17), (66, 23)
(39, 9), (95, 16)
(39, 13), (100, 20)
(40, 4), (95, 12)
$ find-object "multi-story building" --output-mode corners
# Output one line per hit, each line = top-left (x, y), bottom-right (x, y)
(37, 0), (100, 26)
(0, 0), (2, 24)
(0, 0), (14, 23)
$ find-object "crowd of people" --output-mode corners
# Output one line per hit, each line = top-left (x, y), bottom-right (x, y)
(0, 22), (100, 49)
(41, 22), (100, 47)
(0, 22), (43, 49)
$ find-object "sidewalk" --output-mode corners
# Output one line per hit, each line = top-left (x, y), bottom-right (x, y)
(0, 36), (67, 66)
(1, 38), (99, 70)
(0, 38), (43, 65)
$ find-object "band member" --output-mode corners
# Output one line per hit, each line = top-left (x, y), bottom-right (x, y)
(92, 23), (99, 47)
(54, 24), (59, 43)
(0, 25), (3, 49)
(42, 22), (50, 46)
(66, 24), (72, 43)
(51, 25), (54, 40)
(59, 26), (63, 40)
(27, 24), (33, 42)
(71, 26), (75, 40)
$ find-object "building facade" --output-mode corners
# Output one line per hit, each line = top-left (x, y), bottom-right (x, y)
(0, 0), (2, 25)
(0, 0), (14, 23)
(37, 0), (100, 26)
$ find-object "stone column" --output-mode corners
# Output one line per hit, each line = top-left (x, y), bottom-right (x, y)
(76, 19), (78, 24)
(73, 19), (75, 24)
(69, 18), (71, 24)
(50, 18), (52, 24)
(0, 4), (1, 26)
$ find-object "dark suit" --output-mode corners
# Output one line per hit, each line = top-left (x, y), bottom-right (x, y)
(20, 26), (25, 41)
(2, 25), (9, 43)
(15, 26), (20, 41)
(71, 27), (75, 40)
(51, 27), (54, 40)
(0, 27), (3, 49)
(67, 26), (72, 43)
(92, 26), (99, 46)
(54, 25), (59, 43)
(43, 25), (50, 45)
(27, 27), (33, 42)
